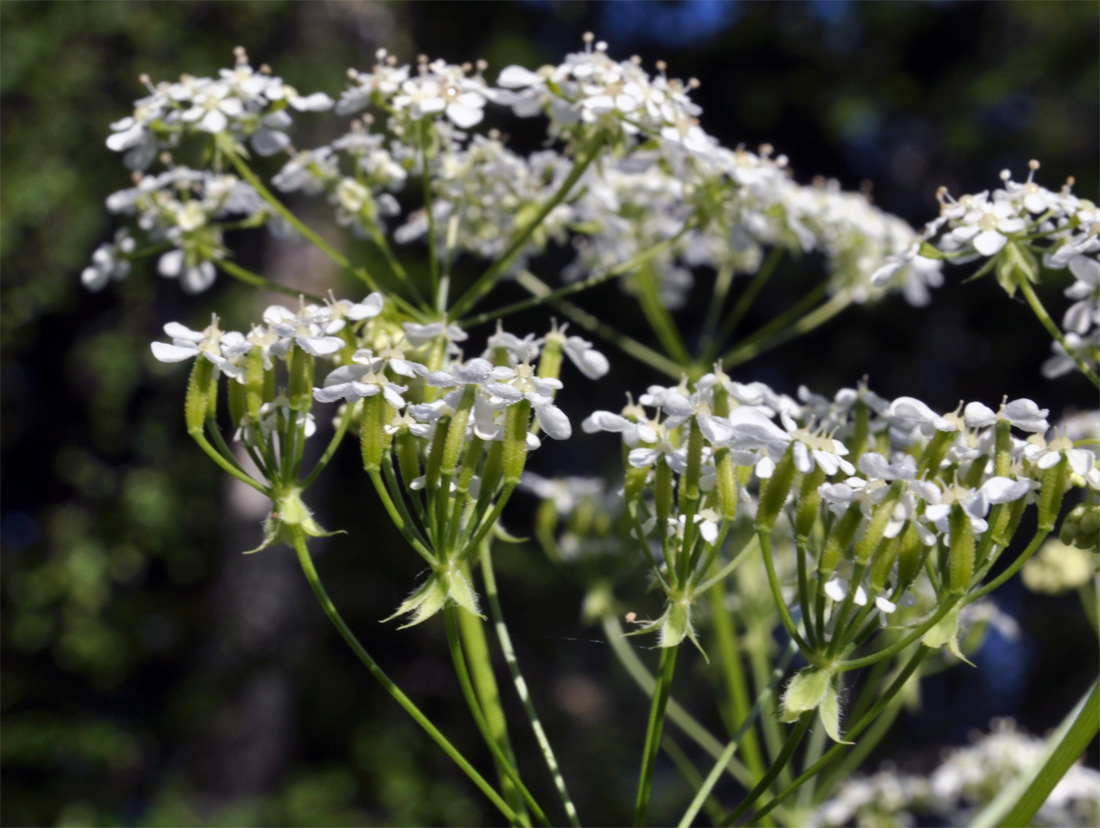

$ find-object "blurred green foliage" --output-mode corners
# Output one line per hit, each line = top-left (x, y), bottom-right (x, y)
(2, 2), (1096, 826)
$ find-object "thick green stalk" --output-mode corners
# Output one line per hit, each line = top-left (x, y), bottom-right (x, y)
(457, 585), (529, 824)
(634, 645), (680, 827)
(718, 714), (814, 827)
(444, 607), (552, 827)
(635, 261), (692, 365)
(757, 529), (814, 656)
(974, 679), (1100, 828)
(482, 545), (581, 827)
(288, 530), (518, 824)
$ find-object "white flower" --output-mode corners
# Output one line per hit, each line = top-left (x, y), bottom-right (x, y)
(948, 192), (1027, 257)
(158, 249), (217, 294)
(150, 316), (247, 380)
(82, 229), (135, 291)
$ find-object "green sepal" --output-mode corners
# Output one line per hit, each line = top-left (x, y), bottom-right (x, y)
(245, 489), (342, 554)
(921, 604), (973, 665)
(819, 682), (852, 744)
(383, 566), (484, 629)
(627, 596), (708, 660)
(780, 667), (833, 722)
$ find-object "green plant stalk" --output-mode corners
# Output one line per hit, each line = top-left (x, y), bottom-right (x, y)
(457, 583), (529, 825)
(635, 261), (692, 365)
(288, 529), (519, 824)
(757, 529), (814, 656)
(676, 646), (795, 828)
(369, 225), (428, 309)
(964, 528), (1050, 604)
(697, 263), (735, 360)
(838, 596), (960, 672)
(706, 245), (786, 363)
(746, 620), (792, 789)
(973, 679), (1100, 828)
(748, 646), (930, 824)
(696, 534), (761, 593)
(1017, 278), (1100, 389)
(513, 270), (683, 378)
(796, 717), (828, 809)
(718, 713), (814, 827)
(723, 290), (852, 370)
(191, 430), (268, 493)
(225, 148), (424, 319)
(444, 606), (552, 828)
(634, 644), (680, 827)
(215, 257), (323, 301)
(366, 470), (435, 565)
(419, 122), (441, 304)
(708, 582), (769, 788)
(482, 544), (581, 827)
(299, 401), (356, 490)
(459, 226), (691, 329)
(663, 736), (727, 827)
(603, 615), (755, 787)
(450, 133), (605, 319)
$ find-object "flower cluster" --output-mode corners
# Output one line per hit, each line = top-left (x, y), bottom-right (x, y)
(107, 46), (332, 171)
(583, 368), (1094, 670)
(895, 161), (1100, 380)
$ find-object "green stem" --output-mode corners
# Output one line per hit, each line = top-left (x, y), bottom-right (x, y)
(635, 261), (692, 365)
(191, 430), (268, 493)
(512, 271), (682, 378)
(676, 644), (794, 828)
(482, 544), (581, 827)
(634, 644), (679, 827)
(226, 147), (423, 318)
(288, 529), (518, 824)
(450, 134), (605, 320)
(459, 227), (691, 330)
(370, 226), (427, 310)
(964, 529), (1049, 604)
(698, 264), (735, 361)
(299, 401), (356, 491)
(1018, 278), (1100, 389)
(837, 597), (959, 672)
(974, 679), (1100, 828)
(664, 736), (726, 827)
(215, 258), (323, 301)
(444, 607), (552, 828)
(419, 122), (441, 304)
(457, 583), (529, 824)
(367, 470), (436, 565)
(723, 291), (852, 370)
(757, 530), (814, 656)
(706, 246), (785, 363)
(718, 714), (814, 827)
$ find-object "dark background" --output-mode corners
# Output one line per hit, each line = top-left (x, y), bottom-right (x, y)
(2, 2), (1097, 825)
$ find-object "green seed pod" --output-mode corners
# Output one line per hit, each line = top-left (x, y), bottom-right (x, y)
(820, 503), (863, 576)
(624, 465), (650, 506)
(480, 440), (504, 497)
(246, 348), (266, 419)
(360, 393), (386, 473)
(288, 350), (315, 416)
(895, 523), (927, 593)
(454, 436), (486, 498)
(993, 419), (1012, 477)
(757, 447), (796, 532)
(441, 386), (476, 478)
(655, 459), (674, 525)
(502, 399), (532, 484)
(853, 483), (903, 563)
(396, 429), (422, 488)
(228, 375), (247, 432)
(947, 503), (975, 594)
(185, 358), (216, 434)
(869, 533), (902, 593)
(795, 467), (827, 542)
(680, 419), (704, 513)
(850, 400), (870, 461)
(424, 414), (452, 491)
(538, 332), (564, 381)
(714, 450), (739, 520)
(1038, 456), (1070, 532)
(918, 430), (953, 479)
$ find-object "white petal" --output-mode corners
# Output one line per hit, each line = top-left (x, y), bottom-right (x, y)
(150, 342), (198, 362)
(535, 402), (572, 440)
(973, 230), (1008, 257)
